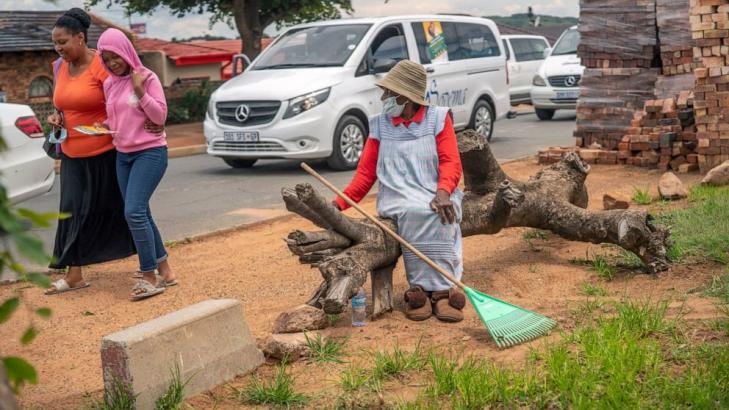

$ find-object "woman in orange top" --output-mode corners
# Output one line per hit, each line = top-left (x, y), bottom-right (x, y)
(45, 8), (136, 295)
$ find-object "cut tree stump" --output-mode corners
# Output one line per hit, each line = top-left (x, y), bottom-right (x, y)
(283, 130), (672, 316)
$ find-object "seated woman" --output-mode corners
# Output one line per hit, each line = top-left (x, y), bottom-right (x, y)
(334, 60), (465, 322)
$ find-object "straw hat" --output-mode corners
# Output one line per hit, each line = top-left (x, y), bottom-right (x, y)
(375, 60), (429, 106)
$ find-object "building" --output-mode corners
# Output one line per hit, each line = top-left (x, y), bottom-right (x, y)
(496, 23), (573, 45)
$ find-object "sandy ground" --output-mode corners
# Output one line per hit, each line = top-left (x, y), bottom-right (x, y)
(1, 159), (722, 409)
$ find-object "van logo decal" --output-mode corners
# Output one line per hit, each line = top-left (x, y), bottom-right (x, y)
(235, 104), (251, 122)
(426, 79), (466, 107)
(564, 76), (577, 87)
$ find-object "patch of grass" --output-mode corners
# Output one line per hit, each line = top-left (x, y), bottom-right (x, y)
(523, 229), (549, 251)
(232, 359), (308, 407)
(579, 282), (608, 297)
(338, 365), (370, 392)
(154, 363), (193, 410)
(528, 264), (541, 274)
(570, 251), (615, 280)
(656, 185), (729, 264)
(371, 343), (425, 382)
(632, 186), (653, 205)
(702, 273), (729, 304)
(304, 332), (348, 364)
(85, 374), (137, 410)
(327, 314), (341, 326)
(614, 249), (646, 270)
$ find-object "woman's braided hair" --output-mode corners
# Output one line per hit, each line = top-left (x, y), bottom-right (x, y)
(54, 8), (91, 44)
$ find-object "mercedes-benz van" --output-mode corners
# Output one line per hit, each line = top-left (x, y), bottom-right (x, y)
(204, 15), (510, 170)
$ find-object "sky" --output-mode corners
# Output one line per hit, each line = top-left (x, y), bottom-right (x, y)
(11, 0), (578, 40)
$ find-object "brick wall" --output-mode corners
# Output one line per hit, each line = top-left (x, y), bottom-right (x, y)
(0, 50), (58, 105)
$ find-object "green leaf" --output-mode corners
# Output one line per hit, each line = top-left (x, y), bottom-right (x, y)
(20, 327), (38, 345)
(10, 262), (26, 274)
(0, 298), (20, 324)
(36, 307), (52, 318)
(2, 356), (38, 390)
(16, 209), (58, 228)
(26, 272), (51, 289)
(13, 233), (50, 264)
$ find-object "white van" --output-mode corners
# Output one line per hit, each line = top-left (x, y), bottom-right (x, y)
(530, 26), (584, 120)
(204, 15), (510, 170)
(501, 35), (550, 106)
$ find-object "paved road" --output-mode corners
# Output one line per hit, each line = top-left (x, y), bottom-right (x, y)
(23, 110), (576, 251)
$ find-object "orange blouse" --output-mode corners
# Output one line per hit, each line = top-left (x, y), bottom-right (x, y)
(53, 53), (114, 158)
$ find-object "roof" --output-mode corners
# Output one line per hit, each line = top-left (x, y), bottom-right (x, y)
(136, 38), (236, 66)
(0, 10), (104, 52)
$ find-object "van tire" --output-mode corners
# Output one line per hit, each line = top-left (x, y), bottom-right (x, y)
(223, 158), (257, 168)
(535, 108), (555, 121)
(469, 99), (494, 141)
(327, 115), (367, 171)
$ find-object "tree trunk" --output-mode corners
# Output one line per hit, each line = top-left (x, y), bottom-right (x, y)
(283, 130), (672, 315)
(232, 0), (263, 59)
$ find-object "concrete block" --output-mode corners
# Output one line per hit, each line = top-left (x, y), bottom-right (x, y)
(101, 299), (263, 410)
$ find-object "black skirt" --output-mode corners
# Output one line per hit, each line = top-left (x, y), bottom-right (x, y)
(50, 149), (136, 269)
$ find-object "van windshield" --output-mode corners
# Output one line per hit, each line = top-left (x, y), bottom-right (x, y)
(551, 29), (580, 56)
(254, 24), (372, 70)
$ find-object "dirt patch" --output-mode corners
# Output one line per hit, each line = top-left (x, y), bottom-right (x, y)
(0, 160), (721, 409)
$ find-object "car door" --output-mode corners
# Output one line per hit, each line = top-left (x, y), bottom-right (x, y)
(510, 37), (549, 98)
(350, 24), (411, 119)
(410, 20), (470, 126)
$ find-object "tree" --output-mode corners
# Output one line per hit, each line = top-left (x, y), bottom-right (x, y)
(90, 0), (354, 59)
(283, 130), (672, 316)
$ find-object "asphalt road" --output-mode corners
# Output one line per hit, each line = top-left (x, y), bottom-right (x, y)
(22, 110), (576, 252)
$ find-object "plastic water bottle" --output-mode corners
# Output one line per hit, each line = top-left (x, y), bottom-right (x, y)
(351, 287), (367, 327)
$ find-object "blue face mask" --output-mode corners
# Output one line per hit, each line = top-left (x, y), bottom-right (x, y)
(382, 96), (405, 118)
(48, 127), (67, 144)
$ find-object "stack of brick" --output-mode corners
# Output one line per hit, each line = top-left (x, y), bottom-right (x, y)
(620, 93), (699, 172)
(575, 0), (660, 150)
(690, 0), (729, 172)
(658, 0), (697, 75)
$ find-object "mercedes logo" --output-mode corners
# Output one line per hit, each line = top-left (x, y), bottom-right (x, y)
(564, 76), (577, 87)
(235, 104), (251, 123)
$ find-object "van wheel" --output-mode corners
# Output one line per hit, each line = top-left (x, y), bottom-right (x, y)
(469, 100), (494, 141)
(223, 158), (257, 168)
(327, 115), (366, 171)
(535, 108), (555, 121)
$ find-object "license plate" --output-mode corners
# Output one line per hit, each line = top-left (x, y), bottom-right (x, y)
(555, 91), (579, 99)
(224, 131), (259, 142)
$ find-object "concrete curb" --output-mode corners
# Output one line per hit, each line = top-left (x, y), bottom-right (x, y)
(168, 144), (207, 158)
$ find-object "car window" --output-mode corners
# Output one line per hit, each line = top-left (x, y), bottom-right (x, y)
(511, 38), (548, 62)
(412, 21), (500, 63)
(502, 39), (511, 61)
(552, 29), (580, 56)
(371, 25), (409, 62)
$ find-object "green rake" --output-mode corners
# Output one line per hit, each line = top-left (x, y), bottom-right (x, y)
(302, 163), (556, 349)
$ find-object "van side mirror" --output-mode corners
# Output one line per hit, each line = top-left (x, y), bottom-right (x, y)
(373, 58), (397, 74)
(232, 53), (252, 76)
(542, 48), (552, 59)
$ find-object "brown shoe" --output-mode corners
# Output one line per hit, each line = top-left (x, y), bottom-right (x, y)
(404, 286), (432, 321)
(432, 288), (465, 323)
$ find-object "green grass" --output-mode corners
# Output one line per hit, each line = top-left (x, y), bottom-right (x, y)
(570, 251), (615, 280)
(371, 342), (426, 383)
(154, 363), (193, 410)
(523, 229), (549, 251)
(702, 273), (729, 304)
(656, 185), (729, 264)
(232, 359), (308, 407)
(579, 282), (608, 297)
(338, 365), (370, 392)
(401, 299), (727, 409)
(632, 186), (653, 205)
(85, 374), (137, 410)
(304, 332), (348, 364)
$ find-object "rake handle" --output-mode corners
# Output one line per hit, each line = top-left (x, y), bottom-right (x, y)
(301, 162), (466, 291)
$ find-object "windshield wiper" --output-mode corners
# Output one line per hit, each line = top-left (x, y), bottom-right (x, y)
(256, 63), (340, 70)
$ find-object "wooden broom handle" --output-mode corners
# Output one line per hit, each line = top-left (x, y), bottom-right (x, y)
(301, 163), (466, 290)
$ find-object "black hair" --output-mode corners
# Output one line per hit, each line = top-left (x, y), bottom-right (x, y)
(54, 8), (91, 43)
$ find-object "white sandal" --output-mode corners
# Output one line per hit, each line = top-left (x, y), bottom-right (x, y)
(45, 278), (90, 295)
(130, 280), (165, 301)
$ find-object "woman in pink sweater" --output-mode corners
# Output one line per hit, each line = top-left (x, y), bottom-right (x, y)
(97, 28), (176, 301)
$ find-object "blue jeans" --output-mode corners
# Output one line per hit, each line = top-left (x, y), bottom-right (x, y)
(116, 147), (168, 272)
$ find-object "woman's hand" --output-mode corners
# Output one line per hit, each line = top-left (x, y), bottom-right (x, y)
(430, 189), (456, 225)
(144, 120), (164, 135)
(47, 112), (63, 128)
(131, 70), (152, 98)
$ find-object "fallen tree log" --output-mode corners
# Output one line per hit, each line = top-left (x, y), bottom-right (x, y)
(283, 130), (671, 317)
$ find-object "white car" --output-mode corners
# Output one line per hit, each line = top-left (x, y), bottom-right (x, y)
(205, 15), (510, 170)
(530, 26), (584, 120)
(501, 35), (550, 106)
(0, 103), (55, 204)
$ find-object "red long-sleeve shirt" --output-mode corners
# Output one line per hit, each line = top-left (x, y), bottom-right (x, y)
(335, 106), (462, 210)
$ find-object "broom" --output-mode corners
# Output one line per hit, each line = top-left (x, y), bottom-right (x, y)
(301, 163), (556, 348)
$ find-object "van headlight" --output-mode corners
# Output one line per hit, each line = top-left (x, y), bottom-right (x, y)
(283, 88), (331, 119)
(207, 97), (216, 120)
(532, 75), (547, 87)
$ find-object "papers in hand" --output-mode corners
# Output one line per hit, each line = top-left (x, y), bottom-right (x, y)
(73, 125), (116, 135)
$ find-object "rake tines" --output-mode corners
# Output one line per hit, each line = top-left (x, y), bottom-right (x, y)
(485, 310), (557, 348)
